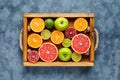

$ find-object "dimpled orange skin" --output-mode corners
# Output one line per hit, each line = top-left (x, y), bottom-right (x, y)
(74, 18), (88, 31)
(28, 33), (43, 48)
(51, 30), (64, 44)
(30, 18), (45, 32)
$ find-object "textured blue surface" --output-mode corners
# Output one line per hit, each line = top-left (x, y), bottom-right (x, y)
(0, 0), (120, 80)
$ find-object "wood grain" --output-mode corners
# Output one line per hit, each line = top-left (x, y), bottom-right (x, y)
(23, 61), (94, 66)
(90, 18), (95, 62)
(24, 13), (94, 18)
(23, 18), (28, 62)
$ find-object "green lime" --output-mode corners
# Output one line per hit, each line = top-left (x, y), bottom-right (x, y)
(72, 52), (82, 62)
(45, 18), (54, 29)
(41, 29), (51, 40)
(62, 38), (71, 47)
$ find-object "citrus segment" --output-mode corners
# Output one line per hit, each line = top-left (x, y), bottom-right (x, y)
(41, 29), (51, 40)
(62, 38), (71, 47)
(30, 18), (45, 32)
(27, 50), (39, 63)
(28, 33), (42, 48)
(38, 43), (58, 62)
(71, 33), (91, 54)
(51, 30), (64, 44)
(72, 52), (82, 62)
(74, 18), (88, 31)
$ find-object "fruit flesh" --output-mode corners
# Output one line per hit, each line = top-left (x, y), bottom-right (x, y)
(28, 33), (43, 48)
(74, 18), (88, 31)
(27, 50), (39, 63)
(41, 29), (51, 40)
(51, 30), (64, 44)
(30, 18), (45, 32)
(72, 52), (82, 62)
(62, 38), (71, 47)
(39, 43), (58, 62)
(65, 27), (77, 38)
(71, 33), (91, 54)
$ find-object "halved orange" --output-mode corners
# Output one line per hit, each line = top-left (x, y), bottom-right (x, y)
(30, 18), (45, 32)
(51, 30), (64, 44)
(28, 33), (43, 48)
(74, 18), (88, 31)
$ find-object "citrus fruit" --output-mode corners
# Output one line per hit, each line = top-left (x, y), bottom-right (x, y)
(45, 18), (54, 29)
(51, 30), (64, 44)
(27, 33), (43, 48)
(54, 17), (69, 31)
(38, 42), (58, 62)
(30, 18), (45, 32)
(41, 29), (51, 40)
(71, 33), (91, 54)
(58, 47), (72, 61)
(27, 50), (39, 63)
(72, 52), (82, 62)
(62, 38), (71, 47)
(65, 27), (77, 38)
(74, 18), (88, 31)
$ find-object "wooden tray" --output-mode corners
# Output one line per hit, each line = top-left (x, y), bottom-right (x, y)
(22, 13), (95, 66)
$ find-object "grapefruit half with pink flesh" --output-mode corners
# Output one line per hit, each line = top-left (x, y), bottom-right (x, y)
(65, 27), (77, 38)
(27, 50), (39, 63)
(71, 33), (91, 54)
(38, 42), (58, 62)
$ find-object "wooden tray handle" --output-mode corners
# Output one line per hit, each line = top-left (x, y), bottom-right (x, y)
(19, 28), (99, 52)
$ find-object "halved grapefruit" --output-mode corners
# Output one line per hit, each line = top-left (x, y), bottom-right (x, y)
(38, 42), (58, 62)
(27, 50), (39, 63)
(71, 33), (91, 54)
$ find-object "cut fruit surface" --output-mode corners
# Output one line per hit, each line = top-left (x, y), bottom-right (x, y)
(28, 33), (42, 48)
(41, 29), (51, 40)
(38, 42), (58, 62)
(74, 18), (88, 31)
(65, 27), (77, 38)
(27, 50), (39, 63)
(71, 33), (91, 54)
(30, 18), (45, 32)
(62, 38), (71, 47)
(51, 30), (64, 44)
(72, 52), (82, 62)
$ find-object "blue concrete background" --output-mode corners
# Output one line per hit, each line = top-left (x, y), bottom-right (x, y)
(0, 0), (120, 80)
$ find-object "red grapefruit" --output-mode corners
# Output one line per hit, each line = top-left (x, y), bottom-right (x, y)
(71, 33), (91, 54)
(27, 50), (39, 63)
(65, 27), (77, 38)
(38, 42), (58, 62)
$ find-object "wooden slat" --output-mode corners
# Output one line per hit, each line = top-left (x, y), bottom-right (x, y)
(23, 61), (94, 67)
(24, 13), (94, 18)
(23, 18), (28, 62)
(90, 18), (95, 62)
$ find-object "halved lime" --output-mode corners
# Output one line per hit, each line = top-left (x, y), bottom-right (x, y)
(62, 38), (71, 47)
(41, 29), (51, 40)
(72, 52), (82, 62)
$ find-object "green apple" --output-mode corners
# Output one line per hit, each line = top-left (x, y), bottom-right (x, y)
(54, 17), (69, 31)
(45, 18), (54, 29)
(58, 47), (72, 61)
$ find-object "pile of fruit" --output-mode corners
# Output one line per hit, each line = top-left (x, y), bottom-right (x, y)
(27, 17), (91, 63)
